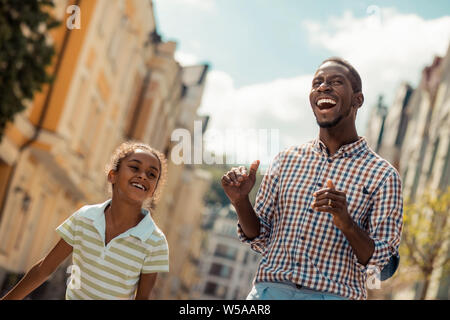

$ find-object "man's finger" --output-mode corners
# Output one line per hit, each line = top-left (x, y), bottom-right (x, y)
(221, 175), (232, 185)
(327, 179), (335, 189)
(249, 160), (260, 178)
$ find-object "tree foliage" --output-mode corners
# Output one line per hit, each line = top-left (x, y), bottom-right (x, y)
(400, 186), (450, 299)
(0, 0), (59, 141)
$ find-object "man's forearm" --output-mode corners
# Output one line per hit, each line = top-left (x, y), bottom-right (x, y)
(232, 196), (260, 239)
(340, 219), (375, 266)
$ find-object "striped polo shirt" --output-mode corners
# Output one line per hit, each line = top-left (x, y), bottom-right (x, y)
(237, 136), (403, 300)
(56, 199), (169, 300)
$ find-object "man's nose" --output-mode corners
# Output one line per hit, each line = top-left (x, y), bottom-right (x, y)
(318, 82), (331, 91)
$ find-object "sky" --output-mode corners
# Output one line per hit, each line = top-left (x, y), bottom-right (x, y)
(152, 0), (450, 165)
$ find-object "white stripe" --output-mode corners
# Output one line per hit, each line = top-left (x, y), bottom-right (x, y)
(73, 251), (137, 278)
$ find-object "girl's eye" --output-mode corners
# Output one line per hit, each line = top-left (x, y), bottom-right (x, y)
(147, 172), (156, 179)
(129, 166), (138, 171)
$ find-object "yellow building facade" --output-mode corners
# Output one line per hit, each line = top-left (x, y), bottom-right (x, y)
(0, 0), (210, 299)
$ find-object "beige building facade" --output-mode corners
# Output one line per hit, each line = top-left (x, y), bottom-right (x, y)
(0, 0), (211, 299)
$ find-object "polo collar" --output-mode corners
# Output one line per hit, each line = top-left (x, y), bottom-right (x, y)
(78, 199), (155, 244)
(312, 136), (369, 158)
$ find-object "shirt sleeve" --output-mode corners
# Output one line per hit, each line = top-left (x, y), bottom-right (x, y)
(237, 152), (281, 253)
(354, 170), (403, 274)
(55, 211), (80, 247)
(142, 236), (169, 274)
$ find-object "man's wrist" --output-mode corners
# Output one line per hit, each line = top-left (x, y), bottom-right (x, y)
(231, 195), (250, 207)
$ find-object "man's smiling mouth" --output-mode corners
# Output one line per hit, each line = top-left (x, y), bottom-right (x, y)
(316, 98), (337, 109)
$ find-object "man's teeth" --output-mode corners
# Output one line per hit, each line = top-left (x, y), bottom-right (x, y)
(131, 183), (146, 190)
(317, 98), (337, 106)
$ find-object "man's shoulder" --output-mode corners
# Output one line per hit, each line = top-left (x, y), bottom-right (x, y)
(364, 149), (402, 183)
(277, 140), (314, 158)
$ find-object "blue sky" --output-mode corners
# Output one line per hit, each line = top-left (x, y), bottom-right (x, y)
(153, 0), (450, 163)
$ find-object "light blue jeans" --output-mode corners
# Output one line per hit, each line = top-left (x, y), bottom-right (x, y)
(246, 282), (348, 300)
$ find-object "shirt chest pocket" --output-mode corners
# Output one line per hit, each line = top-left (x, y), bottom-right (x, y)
(345, 183), (371, 224)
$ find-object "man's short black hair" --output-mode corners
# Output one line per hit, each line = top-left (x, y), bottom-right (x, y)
(320, 57), (362, 93)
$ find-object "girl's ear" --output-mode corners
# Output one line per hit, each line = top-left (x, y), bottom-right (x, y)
(107, 170), (116, 184)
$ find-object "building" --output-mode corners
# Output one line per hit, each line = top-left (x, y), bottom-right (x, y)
(0, 0), (210, 299)
(194, 205), (261, 300)
(365, 43), (450, 299)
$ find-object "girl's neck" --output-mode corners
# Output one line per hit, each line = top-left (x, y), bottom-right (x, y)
(107, 196), (143, 229)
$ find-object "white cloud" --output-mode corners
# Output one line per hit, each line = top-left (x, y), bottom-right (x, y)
(197, 9), (450, 164)
(175, 51), (199, 66)
(198, 70), (318, 164)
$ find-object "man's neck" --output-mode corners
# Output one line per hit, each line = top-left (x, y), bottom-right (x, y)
(318, 126), (359, 156)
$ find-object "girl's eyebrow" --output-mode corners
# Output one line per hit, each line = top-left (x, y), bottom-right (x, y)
(128, 159), (159, 172)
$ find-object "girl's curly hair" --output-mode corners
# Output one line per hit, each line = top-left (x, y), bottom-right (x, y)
(104, 141), (168, 211)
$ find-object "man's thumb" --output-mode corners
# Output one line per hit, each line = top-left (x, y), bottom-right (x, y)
(327, 179), (335, 189)
(249, 160), (260, 178)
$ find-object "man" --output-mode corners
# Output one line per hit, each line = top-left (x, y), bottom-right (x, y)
(221, 57), (403, 300)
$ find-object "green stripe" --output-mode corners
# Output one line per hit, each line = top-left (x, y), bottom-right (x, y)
(61, 223), (75, 236)
(81, 233), (104, 247)
(149, 249), (168, 257)
(145, 259), (169, 267)
(78, 220), (100, 236)
(108, 246), (144, 264)
(72, 252), (136, 282)
(74, 240), (102, 257)
(115, 239), (147, 255)
(56, 229), (74, 245)
(145, 238), (166, 246)
(104, 255), (141, 273)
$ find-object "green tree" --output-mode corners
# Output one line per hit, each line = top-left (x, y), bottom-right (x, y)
(400, 186), (450, 299)
(0, 0), (59, 141)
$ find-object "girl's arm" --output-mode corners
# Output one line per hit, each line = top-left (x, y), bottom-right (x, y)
(135, 273), (158, 300)
(1, 238), (73, 300)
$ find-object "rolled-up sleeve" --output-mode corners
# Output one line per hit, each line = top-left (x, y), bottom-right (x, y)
(355, 170), (403, 273)
(237, 153), (281, 253)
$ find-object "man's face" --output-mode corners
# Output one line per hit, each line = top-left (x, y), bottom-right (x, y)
(309, 62), (359, 128)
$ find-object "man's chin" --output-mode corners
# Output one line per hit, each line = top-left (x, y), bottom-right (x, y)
(316, 116), (343, 128)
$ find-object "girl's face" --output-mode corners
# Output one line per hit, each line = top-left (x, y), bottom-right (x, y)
(108, 149), (161, 205)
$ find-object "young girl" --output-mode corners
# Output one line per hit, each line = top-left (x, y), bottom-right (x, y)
(1, 141), (169, 300)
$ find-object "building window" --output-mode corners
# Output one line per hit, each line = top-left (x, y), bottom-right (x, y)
(214, 244), (238, 260)
(203, 281), (227, 299)
(209, 263), (233, 279)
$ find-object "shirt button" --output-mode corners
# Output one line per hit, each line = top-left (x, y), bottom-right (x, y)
(327, 158), (333, 163)
(308, 209), (313, 213)
(296, 262), (300, 267)
(317, 183), (323, 187)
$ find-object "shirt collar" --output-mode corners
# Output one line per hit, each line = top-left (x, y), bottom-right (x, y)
(312, 136), (369, 158)
(78, 199), (155, 243)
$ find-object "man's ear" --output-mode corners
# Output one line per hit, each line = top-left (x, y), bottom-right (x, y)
(353, 92), (364, 109)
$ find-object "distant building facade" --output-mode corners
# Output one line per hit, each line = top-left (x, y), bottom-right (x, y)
(194, 206), (261, 300)
(365, 44), (450, 299)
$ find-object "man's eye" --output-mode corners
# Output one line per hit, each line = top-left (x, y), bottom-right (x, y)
(332, 80), (342, 85)
(313, 82), (321, 87)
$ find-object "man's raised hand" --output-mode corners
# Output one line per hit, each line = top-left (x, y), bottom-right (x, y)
(221, 160), (260, 205)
